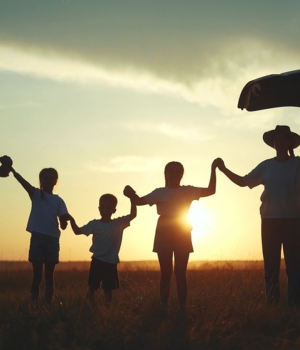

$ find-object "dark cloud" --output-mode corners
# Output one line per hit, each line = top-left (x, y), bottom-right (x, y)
(1, 0), (300, 83)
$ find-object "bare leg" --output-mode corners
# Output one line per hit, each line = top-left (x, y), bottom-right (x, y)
(44, 263), (56, 304)
(86, 286), (98, 302)
(157, 251), (173, 307)
(104, 289), (112, 308)
(30, 262), (43, 301)
(174, 251), (190, 311)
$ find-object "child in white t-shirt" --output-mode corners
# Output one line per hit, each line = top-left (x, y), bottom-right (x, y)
(67, 189), (136, 306)
(10, 165), (69, 303)
(126, 159), (221, 312)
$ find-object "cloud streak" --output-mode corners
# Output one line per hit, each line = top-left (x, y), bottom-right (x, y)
(1, 1), (300, 113)
(87, 156), (165, 173)
(1, 43), (291, 114)
(1, 0), (300, 84)
(123, 121), (214, 142)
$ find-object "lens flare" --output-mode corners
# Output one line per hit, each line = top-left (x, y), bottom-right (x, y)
(188, 201), (215, 243)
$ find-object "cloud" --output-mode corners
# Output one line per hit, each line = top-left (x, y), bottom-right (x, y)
(1, 0), (300, 85)
(1, 1), (300, 113)
(0, 43), (284, 114)
(214, 111), (278, 131)
(1, 40), (300, 116)
(0, 44), (237, 112)
(123, 121), (214, 142)
(86, 155), (165, 173)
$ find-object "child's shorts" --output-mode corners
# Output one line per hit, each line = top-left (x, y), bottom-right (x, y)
(88, 258), (119, 290)
(29, 232), (60, 264)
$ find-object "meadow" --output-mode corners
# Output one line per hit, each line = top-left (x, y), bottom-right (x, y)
(0, 261), (299, 350)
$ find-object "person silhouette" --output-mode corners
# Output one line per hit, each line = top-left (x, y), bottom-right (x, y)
(10, 164), (68, 303)
(126, 158), (221, 312)
(66, 190), (136, 307)
(218, 125), (300, 306)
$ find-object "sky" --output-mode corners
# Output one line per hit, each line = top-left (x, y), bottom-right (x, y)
(1, 0), (300, 262)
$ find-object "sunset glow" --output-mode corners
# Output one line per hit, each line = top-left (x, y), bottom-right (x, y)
(1, 1), (300, 262)
(188, 202), (215, 244)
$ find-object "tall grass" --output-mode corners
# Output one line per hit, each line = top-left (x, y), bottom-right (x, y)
(0, 261), (299, 350)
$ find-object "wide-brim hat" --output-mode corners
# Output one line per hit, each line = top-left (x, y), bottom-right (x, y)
(263, 125), (300, 149)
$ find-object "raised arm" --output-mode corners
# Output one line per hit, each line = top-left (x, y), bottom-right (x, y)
(128, 198), (137, 221)
(123, 186), (137, 221)
(217, 159), (246, 187)
(10, 167), (35, 198)
(200, 158), (219, 197)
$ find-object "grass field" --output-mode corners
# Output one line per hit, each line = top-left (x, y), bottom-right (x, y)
(0, 260), (299, 350)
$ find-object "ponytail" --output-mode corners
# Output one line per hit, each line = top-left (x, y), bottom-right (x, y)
(289, 147), (295, 157)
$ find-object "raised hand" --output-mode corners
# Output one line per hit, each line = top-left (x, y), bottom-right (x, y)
(0, 155), (13, 178)
(212, 158), (225, 172)
(218, 158), (226, 172)
(123, 185), (136, 198)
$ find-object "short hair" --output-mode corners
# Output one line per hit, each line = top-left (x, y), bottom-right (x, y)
(164, 161), (184, 175)
(39, 168), (58, 189)
(99, 194), (118, 208)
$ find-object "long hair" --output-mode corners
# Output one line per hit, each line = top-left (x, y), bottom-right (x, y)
(164, 161), (184, 186)
(289, 147), (295, 157)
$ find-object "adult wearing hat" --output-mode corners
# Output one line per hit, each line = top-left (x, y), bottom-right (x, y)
(218, 125), (300, 306)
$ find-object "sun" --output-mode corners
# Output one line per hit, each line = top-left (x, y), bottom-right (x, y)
(188, 201), (215, 243)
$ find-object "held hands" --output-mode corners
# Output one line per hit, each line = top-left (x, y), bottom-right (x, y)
(61, 213), (74, 222)
(217, 158), (226, 172)
(211, 158), (225, 171)
(59, 214), (70, 230)
(123, 185), (136, 199)
(212, 158), (226, 172)
(59, 213), (74, 230)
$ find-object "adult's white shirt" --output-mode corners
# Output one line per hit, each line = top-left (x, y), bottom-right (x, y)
(243, 157), (300, 218)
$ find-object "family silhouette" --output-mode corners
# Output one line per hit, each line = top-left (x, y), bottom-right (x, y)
(2, 124), (300, 309)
